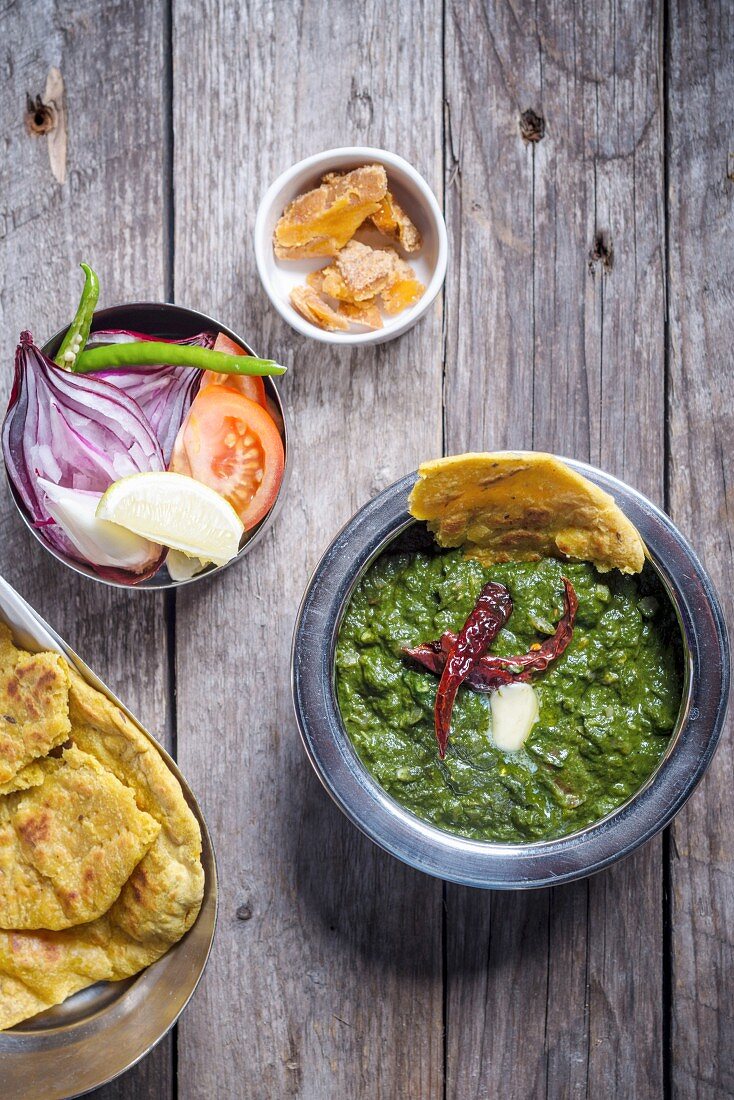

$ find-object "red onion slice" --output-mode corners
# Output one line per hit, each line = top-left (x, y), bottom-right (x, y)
(84, 330), (216, 462)
(2, 332), (165, 580)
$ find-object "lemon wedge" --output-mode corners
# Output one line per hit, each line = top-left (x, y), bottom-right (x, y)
(97, 472), (244, 567)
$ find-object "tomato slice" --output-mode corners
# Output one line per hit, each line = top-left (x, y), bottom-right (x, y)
(170, 384), (284, 530)
(201, 332), (267, 408)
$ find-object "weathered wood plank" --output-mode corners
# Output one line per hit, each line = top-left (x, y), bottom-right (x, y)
(0, 3), (172, 1097)
(666, 2), (734, 1096)
(171, 2), (444, 1096)
(443, 2), (667, 1097)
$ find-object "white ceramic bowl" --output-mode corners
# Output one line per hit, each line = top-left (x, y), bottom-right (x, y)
(254, 147), (447, 346)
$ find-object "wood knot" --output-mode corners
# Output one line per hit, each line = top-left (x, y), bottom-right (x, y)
(519, 109), (545, 143)
(25, 93), (56, 136)
(347, 79), (374, 128)
(236, 902), (253, 921)
(589, 230), (614, 274)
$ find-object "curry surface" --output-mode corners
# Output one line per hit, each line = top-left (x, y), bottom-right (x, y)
(336, 549), (682, 843)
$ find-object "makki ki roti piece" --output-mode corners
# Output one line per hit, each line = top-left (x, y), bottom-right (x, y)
(0, 668), (205, 1030)
(0, 755), (60, 797)
(0, 746), (160, 931)
(0, 623), (70, 787)
(369, 191), (422, 252)
(274, 164), (387, 259)
(290, 285), (349, 332)
(409, 452), (645, 574)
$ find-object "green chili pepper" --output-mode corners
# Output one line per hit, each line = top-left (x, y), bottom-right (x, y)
(73, 341), (286, 377)
(54, 263), (100, 368)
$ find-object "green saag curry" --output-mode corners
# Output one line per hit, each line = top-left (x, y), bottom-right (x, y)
(336, 549), (682, 843)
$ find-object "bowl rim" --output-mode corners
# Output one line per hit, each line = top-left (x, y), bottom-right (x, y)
(253, 145), (448, 346)
(7, 301), (290, 591)
(291, 458), (730, 889)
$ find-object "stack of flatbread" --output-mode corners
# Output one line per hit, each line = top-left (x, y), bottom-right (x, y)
(0, 623), (204, 1030)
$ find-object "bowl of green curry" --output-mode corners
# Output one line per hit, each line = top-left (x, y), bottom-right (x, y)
(292, 457), (729, 888)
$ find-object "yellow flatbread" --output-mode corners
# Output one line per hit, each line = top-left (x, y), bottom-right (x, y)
(409, 452), (645, 574)
(0, 746), (160, 931)
(0, 669), (204, 1030)
(0, 756), (60, 797)
(0, 624), (70, 786)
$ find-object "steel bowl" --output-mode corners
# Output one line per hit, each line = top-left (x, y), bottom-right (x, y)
(7, 302), (289, 590)
(292, 459), (730, 889)
(0, 576), (218, 1098)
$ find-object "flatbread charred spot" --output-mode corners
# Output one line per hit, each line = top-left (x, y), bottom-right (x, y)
(15, 808), (52, 848)
(129, 866), (148, 905)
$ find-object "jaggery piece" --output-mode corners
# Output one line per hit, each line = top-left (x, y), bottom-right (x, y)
(323, 240), (400, 302)
(290, 285), (350, 332)
(320, 267), (352, 302)
(381, 258), (425, 314)
(370, 192), (422, 252)
(274, 165), (387, 259)
(306, 270), (326, 294)
(339, 300), (384, 330)
(381, 276), (425, 314)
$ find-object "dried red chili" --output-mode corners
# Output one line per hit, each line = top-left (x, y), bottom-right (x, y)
(403, 578), (578, 756)
(406, 578), (577, 690)
(477, 578), (578, 676)
(403, 632), (517, 692)
(432, 581), (513, 758)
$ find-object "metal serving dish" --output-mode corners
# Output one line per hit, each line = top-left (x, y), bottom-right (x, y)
(0, 576), (217, 1098)
(292, 459), (730, 889)
(7, 302), (289, 590)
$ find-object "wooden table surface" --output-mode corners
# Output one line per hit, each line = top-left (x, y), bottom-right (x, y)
(1, 2), (732, 1097)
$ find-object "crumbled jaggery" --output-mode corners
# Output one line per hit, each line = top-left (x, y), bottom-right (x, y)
(290, 285), (349, 331)
(339, 300), (383, 330)
(319, 266), (352, 301)
(305, 270), (326, 294)
(324, 240), (400, 302)
(381, 261), (425, 315)
(370, 192), (422, 252)
(277, 163), (427, 331)
(274, 165), (387, 259)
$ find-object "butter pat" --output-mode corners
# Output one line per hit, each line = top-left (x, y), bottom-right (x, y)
(490, 683), (539, 752)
